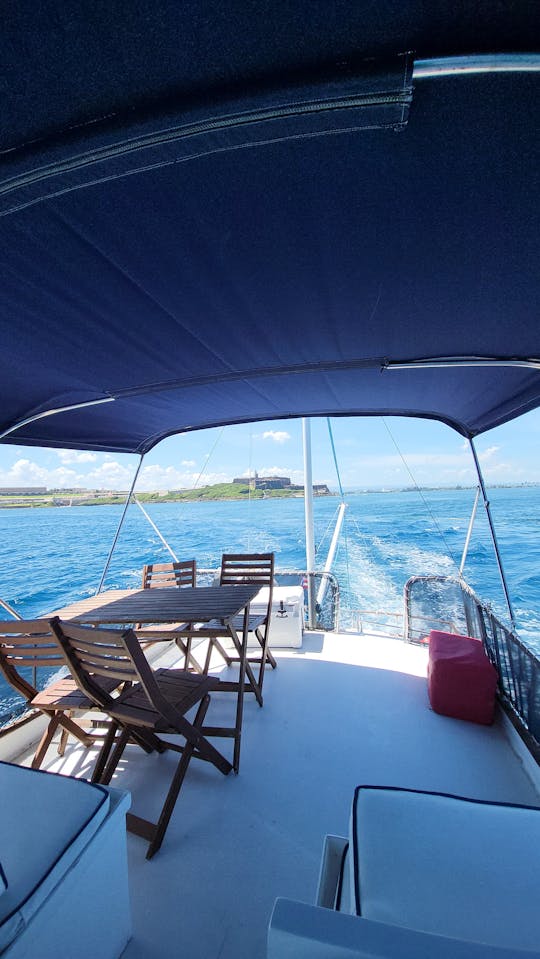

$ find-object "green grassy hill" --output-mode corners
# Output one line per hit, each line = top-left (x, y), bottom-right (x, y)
(138, 483), (297, 502)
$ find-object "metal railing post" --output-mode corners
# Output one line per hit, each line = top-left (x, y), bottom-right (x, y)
(469, 439), (516, 627)
(96, 454), (144, 594)
(459, 486), (480, 576)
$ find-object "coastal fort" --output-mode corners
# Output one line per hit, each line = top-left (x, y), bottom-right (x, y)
(232, 472), (329, 495)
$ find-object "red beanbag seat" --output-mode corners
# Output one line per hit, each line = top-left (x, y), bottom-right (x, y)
(427, 630), (498, 725)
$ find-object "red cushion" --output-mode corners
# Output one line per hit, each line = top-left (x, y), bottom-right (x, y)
(427, 630), (498, 725)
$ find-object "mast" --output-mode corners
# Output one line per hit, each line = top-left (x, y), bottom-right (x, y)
(302, 418), (316, 628)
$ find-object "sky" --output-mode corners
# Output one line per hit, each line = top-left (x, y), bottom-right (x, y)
(1, 409), (540, 493)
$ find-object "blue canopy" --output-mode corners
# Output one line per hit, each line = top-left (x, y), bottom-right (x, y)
(0, 2), (539, 452)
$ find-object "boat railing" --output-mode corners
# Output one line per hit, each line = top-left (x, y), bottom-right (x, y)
(197, 568), (340, 632)
(404, 574), (540, 760)
(344, 608), (456, 639)
(345, 609), (403, 637)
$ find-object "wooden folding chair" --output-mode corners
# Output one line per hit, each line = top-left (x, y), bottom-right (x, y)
(141, 559), (196, 589)
(50, 617), (232, 859)
(195, 553), (277, 704)
(136, 559), (203, 673)
(0, 619), (114, 769)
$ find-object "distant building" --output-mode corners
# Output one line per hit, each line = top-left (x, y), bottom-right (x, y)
(0, 487), (47, 495)
(233, 472), (291, 490)
(312, 484), (331, 496)
(232, 473), (330, 495)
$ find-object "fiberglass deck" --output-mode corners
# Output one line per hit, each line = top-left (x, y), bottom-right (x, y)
(37, 631), (539, 958)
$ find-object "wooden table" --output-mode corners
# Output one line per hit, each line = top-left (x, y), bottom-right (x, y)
(49, 585), (260, 772)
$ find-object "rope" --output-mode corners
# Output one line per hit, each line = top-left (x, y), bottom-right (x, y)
(327, 417), (345, 501)
(315, 505), (341, 558)
(381, 418), (460, 571)
(192, 426), (225, 490)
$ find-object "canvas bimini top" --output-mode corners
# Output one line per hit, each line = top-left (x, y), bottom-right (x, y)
(0, 2), (539, 453)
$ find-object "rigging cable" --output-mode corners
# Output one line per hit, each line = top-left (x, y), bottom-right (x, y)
(327, 417), (345, 501)
(315, 505), (342, 559)
(381, 418), (460, 571)
(133, 427), (226, 567)
(192, 426), (225, 490)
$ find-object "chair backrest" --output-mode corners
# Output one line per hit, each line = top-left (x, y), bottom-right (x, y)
(142, 559), (196, 589)
(219, 553), (274, 587)
(49, 617), (177, 725)
(0, 619), (65, 702)
(220, 553), (275, 626)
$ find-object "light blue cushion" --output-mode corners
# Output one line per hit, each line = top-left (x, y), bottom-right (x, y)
(0, 762), (110, 951)
(349, 786), (540, 950)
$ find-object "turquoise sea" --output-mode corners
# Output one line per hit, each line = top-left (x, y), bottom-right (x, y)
(1, 486), (539, 719)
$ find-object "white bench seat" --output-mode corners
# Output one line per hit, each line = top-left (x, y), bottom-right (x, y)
(347, 786), (540, 950)
(0, 761), (131, 958)
(270, 786), (540, 958)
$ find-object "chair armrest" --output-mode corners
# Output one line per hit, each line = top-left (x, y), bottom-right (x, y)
(316, 834), (348, 908)
(267, 899), (539, 959)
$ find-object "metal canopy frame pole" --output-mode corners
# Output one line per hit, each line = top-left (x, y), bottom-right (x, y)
(302, 418), (316, 628)
(96, 454), (144, 594)
(459, 486), (480, 577)
(469, 439), (516, 627)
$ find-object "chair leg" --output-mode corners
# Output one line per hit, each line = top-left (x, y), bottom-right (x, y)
(258, 630), (277, 669)
(203, 640), (213, 673)
(146, 694), (211, 860)
(175, 635), (204, 673)
(204, 637), (232, 671)
(57, 719), (70, 757)
(98, 727), (131, 785)
(56, 711), (94, 748)
(91, 721), (120, 783)
(254, 627), (277, 694)
(32, 714), (61, 769)
(96, 722), (168, 785)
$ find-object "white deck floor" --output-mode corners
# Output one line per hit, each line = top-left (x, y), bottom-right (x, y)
(36, 631), (540, 958)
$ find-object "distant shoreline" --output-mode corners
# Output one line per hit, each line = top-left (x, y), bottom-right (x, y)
(0, 481), (538, 509)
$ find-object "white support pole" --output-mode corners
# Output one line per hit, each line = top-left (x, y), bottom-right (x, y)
(0, 598), (22, 620)
(469, 440), (516, 627)
(316, 502), (347, 607)
(302, 418), (316, 628)
(133, 497), (179, 561)
(96, 454), (144, 594)
(459, 486), (480, 577)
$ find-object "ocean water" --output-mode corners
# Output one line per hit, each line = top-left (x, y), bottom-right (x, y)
(0, 486), (538, 719)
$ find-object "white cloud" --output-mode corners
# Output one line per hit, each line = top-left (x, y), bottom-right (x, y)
(55, 450), (97, 464)
(0, 453), (230, 492)
(258, 466), (304, 482)
(136, 464), (230, 492)
(261, 430), (291, 444)
(3, 458), (48, 483)
(0, 458), (83, 489)
(181, 460), (196, 467)
(479, 445), (499, 461)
